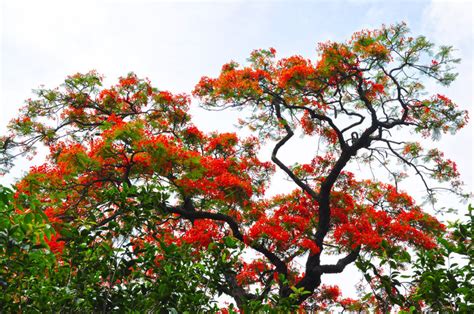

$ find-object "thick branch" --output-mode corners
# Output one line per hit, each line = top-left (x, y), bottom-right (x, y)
(223, 272), (256, 309)
(319, 247), (361, 274)
(166, 203), (288, 276)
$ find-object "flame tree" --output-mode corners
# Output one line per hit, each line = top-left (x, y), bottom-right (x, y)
(0, 23), (469, 312)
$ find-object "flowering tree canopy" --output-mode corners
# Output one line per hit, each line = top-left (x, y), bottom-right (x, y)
(0, 23), (470, 312)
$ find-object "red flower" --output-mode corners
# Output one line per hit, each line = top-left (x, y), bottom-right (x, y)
(45, 233), (65, 254)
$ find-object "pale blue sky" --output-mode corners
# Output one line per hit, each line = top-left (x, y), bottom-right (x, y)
(1, 1), (442, 95)
(1, 0), (473, 299)
(1, 0), (472, 188)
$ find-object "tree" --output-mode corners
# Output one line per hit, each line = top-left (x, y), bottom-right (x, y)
(0, 23), (470, 312)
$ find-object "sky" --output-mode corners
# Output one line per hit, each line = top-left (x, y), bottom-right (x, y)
(1, 0), (473, 299)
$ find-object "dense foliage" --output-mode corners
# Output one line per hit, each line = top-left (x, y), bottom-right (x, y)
(410, 205), (473, 312)
(0, 23), (471, 312)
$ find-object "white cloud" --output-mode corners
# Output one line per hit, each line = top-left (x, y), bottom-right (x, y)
(422, 0), (473, 47)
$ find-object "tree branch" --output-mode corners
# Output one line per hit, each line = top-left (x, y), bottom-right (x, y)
(166, 202), (288, 276)
(319, 247), (361, 274)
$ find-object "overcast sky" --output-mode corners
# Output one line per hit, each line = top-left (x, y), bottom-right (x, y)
(1, 0), (473, 299)
(2, 0), (472, 190)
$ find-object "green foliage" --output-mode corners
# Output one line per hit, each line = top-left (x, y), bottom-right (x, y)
(411, 205), (473, 312)
(0, 185), (221, 312)
(0, 186), (57, 312)
(355, 205), (474, 312)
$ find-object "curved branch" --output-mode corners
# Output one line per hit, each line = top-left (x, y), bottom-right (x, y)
(166, 202), (288, 276)
(319, 247), (361, 274)
(270, 98), (321, 202)
(283, 103), (348, 150)
(383, 140), (434, 197)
